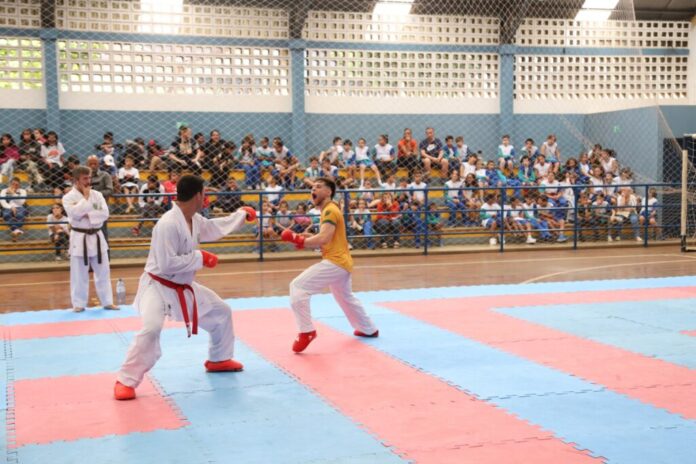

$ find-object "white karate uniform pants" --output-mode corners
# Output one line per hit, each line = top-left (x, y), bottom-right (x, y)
(70, 255), (114, 308)
(117, 282), (235, 388)
(289, 260), (377, 334)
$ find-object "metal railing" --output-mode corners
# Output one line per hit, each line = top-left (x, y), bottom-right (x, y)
(0, 182), (682, 263)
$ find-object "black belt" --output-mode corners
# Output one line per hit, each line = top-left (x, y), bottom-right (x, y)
(72, 227), (102, 266)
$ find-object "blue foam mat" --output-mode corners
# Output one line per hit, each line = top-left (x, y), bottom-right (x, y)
(314, 305), (696, 464)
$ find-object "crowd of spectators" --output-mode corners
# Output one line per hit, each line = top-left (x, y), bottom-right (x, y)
(0, 125), (661, 253)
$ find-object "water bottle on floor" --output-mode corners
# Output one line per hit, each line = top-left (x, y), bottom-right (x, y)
(116, 278), (126, 305)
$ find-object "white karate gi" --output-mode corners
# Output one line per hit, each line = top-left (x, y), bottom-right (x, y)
(117, 203), (247, 388)
(62, 188), (113, 308)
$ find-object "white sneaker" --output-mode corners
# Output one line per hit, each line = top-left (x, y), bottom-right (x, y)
(607, 236), (613, 242)
(636, 236), (643, 243)
(526, 236), (536, 244)
(489, 237), (497, 246)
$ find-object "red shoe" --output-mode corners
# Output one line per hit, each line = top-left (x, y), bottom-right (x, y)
(114, 381), (136, 400)
(354, 329), (379, 338)
(205, 359), (244, 372)
(292, 330), (317, 353)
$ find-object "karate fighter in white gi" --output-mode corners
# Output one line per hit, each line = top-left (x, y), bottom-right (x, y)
(63, 166), (118, 312)
(114, 175), (256, 400)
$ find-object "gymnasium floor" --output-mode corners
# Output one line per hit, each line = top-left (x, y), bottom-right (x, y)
(1, 248), (696, 463)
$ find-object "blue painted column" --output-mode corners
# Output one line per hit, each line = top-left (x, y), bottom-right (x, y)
(499, 44), (515, 139)
(290, 39), (306, 160)
(40, 28), (60, 133)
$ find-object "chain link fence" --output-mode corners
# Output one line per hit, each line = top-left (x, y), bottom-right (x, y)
(0, 0), (693, 265)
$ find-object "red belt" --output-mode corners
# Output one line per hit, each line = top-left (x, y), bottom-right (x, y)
(148, 272), (198, 337)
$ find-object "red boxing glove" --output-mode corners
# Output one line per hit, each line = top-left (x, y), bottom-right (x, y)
(280, 229), (305, 250)
(200, 250), (218, 268)
(240, 206), (256, 222)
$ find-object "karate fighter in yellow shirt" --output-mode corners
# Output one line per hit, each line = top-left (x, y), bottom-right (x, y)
(281, 177), (379, 352)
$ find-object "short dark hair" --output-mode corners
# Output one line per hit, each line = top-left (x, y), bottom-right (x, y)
(315, 177), (336, 198)
(176, 175), (205, 202)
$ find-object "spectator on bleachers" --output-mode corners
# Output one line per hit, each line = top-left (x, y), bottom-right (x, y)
(455, 136), (470, 165)
(191, 132), (207, 172)
(33, 128), (46, 144)
(603, 172), (617, 200)
(122, 137), (145, 169)
(1, 177), (27, 241)
(373, 134), (396, 180)
(272, 138), (300, 190)
(273, 200), (293, 234)
(520, 138), (539, 163)
(509, 196), (537, 244)
(497, 135), (515, 171)
(161, 169), (180, 210)
(320, 157), (338, 181)
(341, 139), (357, 182)
(166, 126), (195, 171)
(118, 156), (140, 213)
(377, 173), (397, 195)
(352, 198), (375, 249)
(485, 159), (506, 188)
(303, 157), (321, 189)
(577, 192), (594, 241)
(517, 155), (536, 193)
(522, 192), (552, 242)
(640, 188), (659, 238)
(592, 192), (611, 241)
(578, 152), (592, 180)
(209, 141), (237, 189)
(534, 153), (551, 180)
(307, 201), (322, 234)
(319, 136), (343, 166)
(461, 152), (478, 179)
(600, 149), (619, 177)
(462, 173), (481, 220)
(540, 134), (561, 172)
(47, 202), (69, 260)
(62, 155), (80, 189)
(610, 188), (641, 242)
(95, 132), (122, 165)
(1, 134), (20, 184)
(86, 155), (114, 243)
(407, 171), (428, 205)
(419, 127), (442, 179)
(397, 128), (420, 182)
(204, 130), (226, 171)
(358, 178), (376, 203)
(440, 135), (459, 177)
(211, 177), (243, 213)
(615, 167), (633, 194)
(401, 200), (424, 248)
(263, 174), (284, 209)
(290, 202), (311, 233)
(238, 136), (261, 189)
(255, 136), (275, 175)
(355, 137), (381, 186)
(372, 191), (401, 249)
(40, 131), (65, 189)
(17, 128), (43, 189)
(131, 174), (165, 236)
(444, 170), (466, 226)
(395, 177), (411, 207)
(426, 203), (444, 247)
(147, 139), (166, 171)
(537, 194), (568, 242)
(481, 193), (502, 246)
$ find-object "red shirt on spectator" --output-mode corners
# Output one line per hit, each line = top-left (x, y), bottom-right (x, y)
(162, 179), (177, 204)
(397, 138), (418, 159)
(376, 201), (400, 221)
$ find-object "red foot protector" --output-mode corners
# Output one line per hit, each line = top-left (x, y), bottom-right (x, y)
(682, 330), (696, 337)
(234, 309), (599, 463)
(8, 317), (184, 340)
(383, 287), (696, 420)
(13, 372), (186, 447)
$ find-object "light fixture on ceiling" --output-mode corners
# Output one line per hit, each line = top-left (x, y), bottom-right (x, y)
(373, 0), (414, 16)
(575, 0), (620, 21)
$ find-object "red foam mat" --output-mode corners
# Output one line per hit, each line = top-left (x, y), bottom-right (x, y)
(6, 317), (184, 340)
(13, 372), (186, 447)
(383, 287), (696, 420)
(235, 309), (600, 463)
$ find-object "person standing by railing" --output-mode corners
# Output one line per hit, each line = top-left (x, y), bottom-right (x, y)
(87, 155), (114, 245)
(47, 203), (69, 260)
(63, 166), (118, 313)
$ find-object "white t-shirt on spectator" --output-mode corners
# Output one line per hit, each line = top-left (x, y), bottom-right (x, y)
(264, 184), (283, 203)
(46, 213), (69, 236)
(118, 167), (140, 188)
(408, 181), (427, 203)
(0, 188), (27, 209)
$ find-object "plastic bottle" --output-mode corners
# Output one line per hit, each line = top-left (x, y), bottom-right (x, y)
(116, 278), (126, 305)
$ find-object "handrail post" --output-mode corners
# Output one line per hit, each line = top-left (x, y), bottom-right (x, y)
(573, 186), (579, 250)
(499, 185), (505, 252)
(423, 188), (429, 256)
(257, 191), (264, 261)
(643, 184), (649, 248)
